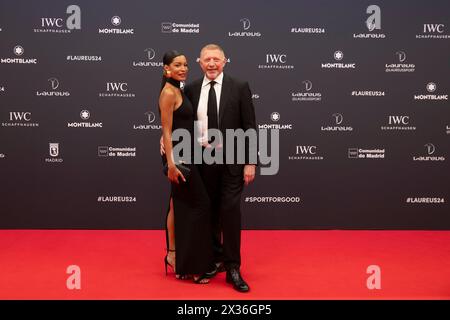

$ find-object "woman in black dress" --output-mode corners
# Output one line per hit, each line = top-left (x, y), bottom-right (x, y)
(159, 50), (214, 283)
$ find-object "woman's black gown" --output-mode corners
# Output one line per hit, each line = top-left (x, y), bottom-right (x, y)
(163, 92), (214, 276)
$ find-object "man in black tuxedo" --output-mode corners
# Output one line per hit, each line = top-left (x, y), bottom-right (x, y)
(184, 44), (257, 292)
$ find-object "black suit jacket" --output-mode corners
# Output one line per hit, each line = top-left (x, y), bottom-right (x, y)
(184, 73), (257, 175)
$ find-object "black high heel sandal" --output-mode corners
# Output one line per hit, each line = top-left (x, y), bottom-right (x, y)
(193, 273), (210, 284)
(164, 249), (176, 275)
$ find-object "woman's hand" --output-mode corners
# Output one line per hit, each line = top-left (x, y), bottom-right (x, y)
(167, 165), (186, 184)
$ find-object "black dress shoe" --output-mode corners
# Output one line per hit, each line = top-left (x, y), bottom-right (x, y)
(226, 268), (250, 292)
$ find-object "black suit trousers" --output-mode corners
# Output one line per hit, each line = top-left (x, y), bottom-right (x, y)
(198, 163), (244, 270)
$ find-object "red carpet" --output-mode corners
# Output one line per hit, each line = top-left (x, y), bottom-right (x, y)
(0, 230), (449, 300)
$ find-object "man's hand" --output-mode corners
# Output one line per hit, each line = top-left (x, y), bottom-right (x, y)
(160, 135), (165, 155)
(243, 165), (256, 186)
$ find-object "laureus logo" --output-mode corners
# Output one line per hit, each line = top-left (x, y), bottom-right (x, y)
(48, 77), (60, 90)
(292, 80), (322, 102)
(36, 77), (70, 97)
(132, 48), (163, 67)
(332, 113), (343, 125)
(385, 50), (415, 73)
(146, 111), (156, 123)
(302, 80), (313, 91)
(396, 51), (406, 62)
(133, 111), (161, 130)
(229, 18), (261, 37)
(321, 113), (353, 132)
(145, 48), (156, 60)
(240, 18), (251, 30)
(425, 143), (435, 155)
(413, 143), (445, 161)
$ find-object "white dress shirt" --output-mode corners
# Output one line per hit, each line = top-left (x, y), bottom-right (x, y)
(196, 72), (223, 146)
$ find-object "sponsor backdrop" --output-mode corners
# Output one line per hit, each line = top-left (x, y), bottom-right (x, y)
(1, 0), (449, 229)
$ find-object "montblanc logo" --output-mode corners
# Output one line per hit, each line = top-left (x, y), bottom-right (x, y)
(111, 16), (121, 26)
(99, 16), (134, 35)
(0, 85), (4, 93)
(353, 5), (386, 39)
(228, 18), (261, 37)
(446, 125), (450, 135)
(417, 23), (449, 39)
(321, 113), (353, 132)
(412, 143), (445, 162)
(348, 148), (385, 159)
(161, 22), (200, 34)
(414, 82), (448, 101)
(334, 51), (344, 61)
(385, 50), (415, 73)
(67, 109), (103, 128)
(1, 45), (38, 64)
(36, 77), (70, 97)
(98, 146), (137, 158)
(270, 112), (280, 122)
(45, 143), (63, 163)
(35, 5), (81, 33)
(99, 82), (135, 98)
(351, 90), (385, 97)
(289, 145), (324, 160)
(381, 115), (416, 131)
(2, 111), (39, 127)
(259, 53), (294, 70)
(427, 82), (437, 93)
(14, 46), (24, 56)
(321, 50), (356, 69)
(258, 112), (293, 131)
(292, 80), (322, 102)
(81, 110), (90, 120)
(133, 111), (162, 130)
(132, 48), (163, 67)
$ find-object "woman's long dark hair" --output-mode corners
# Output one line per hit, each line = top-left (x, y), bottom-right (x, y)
(160, 50), (183, 92)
